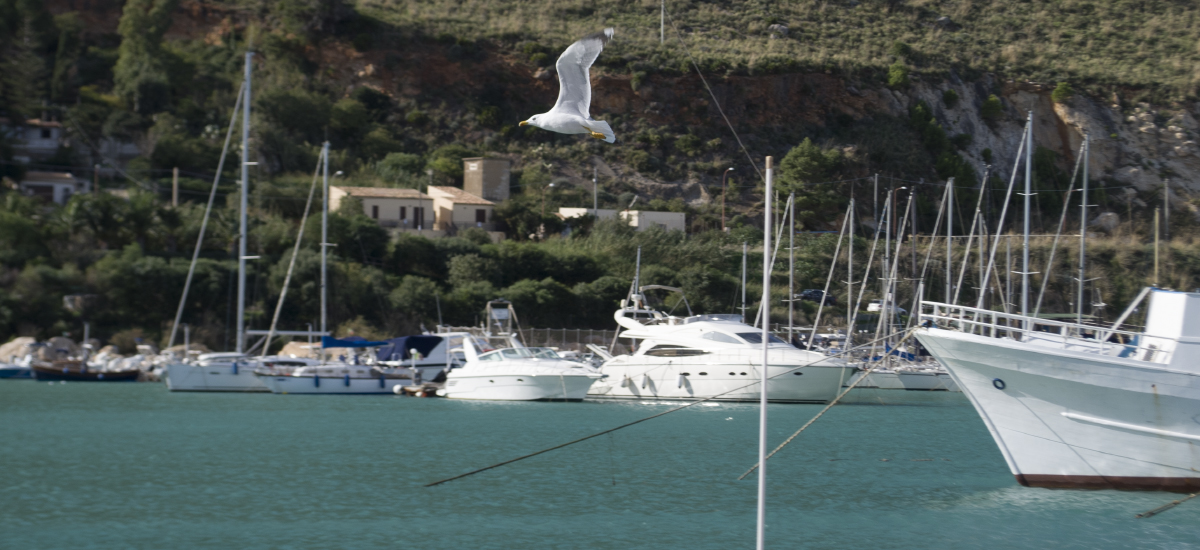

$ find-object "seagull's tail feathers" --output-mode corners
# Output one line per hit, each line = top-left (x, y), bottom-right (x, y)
(591, 120), (616, 143)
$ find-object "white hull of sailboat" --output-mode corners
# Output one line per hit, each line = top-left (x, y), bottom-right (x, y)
(165, 362), (268, 392)
(258, 375), (411, 394)
(916, 327), (1200, 492)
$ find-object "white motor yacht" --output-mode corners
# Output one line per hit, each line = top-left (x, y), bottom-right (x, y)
(587, 287), (856, 403)
(916, 288), (1200, 491)
(441, 338), (603, 401)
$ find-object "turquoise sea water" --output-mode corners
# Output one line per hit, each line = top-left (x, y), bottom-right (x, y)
(1, 381), (1197, 549)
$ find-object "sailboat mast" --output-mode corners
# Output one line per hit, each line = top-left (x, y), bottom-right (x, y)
(321, 141), (329, 337)
(756, 156), (773, 550)
(1077, 133), (1088, 325)
(235, 51), (252, 354)
(846, 199), (854, 350)
(741, 242), (748, 323)
(788, 192), (794, 344)
(946, 179), (953, 303)
(1021, 111), (1032, 321)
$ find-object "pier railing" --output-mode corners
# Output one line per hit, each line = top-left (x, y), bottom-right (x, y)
(918, 301), (1170, 364)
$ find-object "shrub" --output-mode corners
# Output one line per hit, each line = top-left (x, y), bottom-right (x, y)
(1051, 82), (1074, 103)
(981, 94), (1003, 122)
(943, 89), (959, 108)
(890, 41), (912, 57)
(529, 52), (549, 66)
(887, 62), (909, 89)
(950, 133), (972, 150)
(406, 110), (429, 126)
(675, 134), (703, 157)
(981, 148), (993, 163)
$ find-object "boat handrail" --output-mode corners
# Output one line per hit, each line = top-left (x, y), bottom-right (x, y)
(918, 300), (1173, 365)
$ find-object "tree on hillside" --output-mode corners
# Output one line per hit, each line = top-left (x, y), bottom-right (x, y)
(113, 0), (180, 114)
(777, 139), (848, 229)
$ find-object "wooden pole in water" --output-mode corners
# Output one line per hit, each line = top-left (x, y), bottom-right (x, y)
(757, 156), (773, 550)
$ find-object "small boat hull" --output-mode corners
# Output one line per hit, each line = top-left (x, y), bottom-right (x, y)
(31, 363), (139, 382)
(258, 374), (410, 395)
(444, 373), (596, 401)
(165, 362), (268, 392)
(0, 365), (32, 379)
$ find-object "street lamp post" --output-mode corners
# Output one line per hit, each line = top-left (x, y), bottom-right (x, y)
(721, 167), (734, 231)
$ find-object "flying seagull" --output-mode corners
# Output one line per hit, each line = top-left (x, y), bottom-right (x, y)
(520, 28), (616, 143)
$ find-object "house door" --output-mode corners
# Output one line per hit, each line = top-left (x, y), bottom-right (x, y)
(414, 207), (425, 229)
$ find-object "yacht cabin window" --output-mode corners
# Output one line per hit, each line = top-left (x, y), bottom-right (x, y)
(737, 332), (787, 344)
(702, 331), (743, 344)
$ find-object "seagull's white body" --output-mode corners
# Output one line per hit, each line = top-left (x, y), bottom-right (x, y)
(521, 28), (616, 143)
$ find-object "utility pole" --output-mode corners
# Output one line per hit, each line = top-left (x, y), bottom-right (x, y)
(592, 166), (598, 216)
(1163, 179), (1170, 240)
(172, 167), (179, 207)
(93, 164), (100, 193)
(661, 0), (665, 44)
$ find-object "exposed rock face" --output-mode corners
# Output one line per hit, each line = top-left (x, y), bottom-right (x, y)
(1090, 212), (1121, 233)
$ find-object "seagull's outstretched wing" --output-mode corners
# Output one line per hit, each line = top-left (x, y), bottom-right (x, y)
(550, 28), (613, 119)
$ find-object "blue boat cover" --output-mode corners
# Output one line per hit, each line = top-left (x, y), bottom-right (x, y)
(321, 336), (389, 348)
(869, 344), (917, 362)
(375, 336), (443, 361)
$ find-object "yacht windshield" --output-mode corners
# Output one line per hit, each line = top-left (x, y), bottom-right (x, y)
(737, 332), (787, 345)
(479, 347), (561, 361)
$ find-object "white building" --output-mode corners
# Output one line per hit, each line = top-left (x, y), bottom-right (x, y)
(19, 171), (90, 205)
(428, 186), (497, 231)
(329, 186), (433, 230)
(558, 207), (687, 232)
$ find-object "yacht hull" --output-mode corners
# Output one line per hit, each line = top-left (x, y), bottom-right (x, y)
(165, 362), (268, 392)
(845, 369), (905, 390)
(896, 370), (959, 391)
(258, 375), (410, 395)
(916, 327), (1200, 492)
(589, 359), (852, 403)
(444, 373), (595, 401)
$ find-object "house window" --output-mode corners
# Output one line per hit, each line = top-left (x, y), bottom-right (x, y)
(475, 209), (487, 224)
(40, 129), (52, 139)
(371, 205), (379, 219)
(399, 206), (406, 220)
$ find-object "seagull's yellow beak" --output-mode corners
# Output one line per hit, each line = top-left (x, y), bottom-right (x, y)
(519, 120), (529, 126)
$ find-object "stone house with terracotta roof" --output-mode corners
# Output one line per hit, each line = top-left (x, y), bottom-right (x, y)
(329, 186), (433, 230)
(428, 186), (497, 231)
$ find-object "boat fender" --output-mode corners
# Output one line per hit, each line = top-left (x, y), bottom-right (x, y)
(232, 362), (238, 375)
(314, 374), (320, 387)
(97, 373), (104, 380)
(62, 367), (69, 374)
(642, 374), (650, 389)
(677, 374), (685, 389)
(620, 376), (630, 388)
(392, 384), (405, 395)
(344, 373), (351, 387)
(379, 374), (386, 388)
(992, 378), (1006, 390)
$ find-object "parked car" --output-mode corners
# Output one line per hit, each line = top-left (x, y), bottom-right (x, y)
(797, 289), (837, 305)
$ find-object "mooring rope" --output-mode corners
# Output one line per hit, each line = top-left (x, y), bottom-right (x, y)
(738, 329), (919, 480)
(1136, 492), (1198, 518)
(424, 331), (907, 487)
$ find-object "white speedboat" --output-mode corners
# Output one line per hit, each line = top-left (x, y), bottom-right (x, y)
(916, 288), (1200, 492)
(442, 340), (603, 401)
(587, 288), (855, 403)
(165, 353), (266, 392)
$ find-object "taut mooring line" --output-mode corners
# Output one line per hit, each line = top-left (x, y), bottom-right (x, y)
(1136, 492), (1198, 519)
(424, 332), (905, 487)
